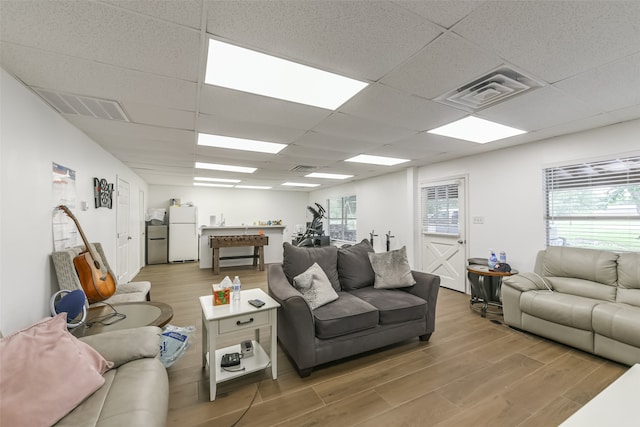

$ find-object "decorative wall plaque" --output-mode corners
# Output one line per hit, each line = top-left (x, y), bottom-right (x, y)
(94, 177), (113, 209)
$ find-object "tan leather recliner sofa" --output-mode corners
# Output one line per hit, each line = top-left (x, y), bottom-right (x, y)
(502, 246), (640, 366)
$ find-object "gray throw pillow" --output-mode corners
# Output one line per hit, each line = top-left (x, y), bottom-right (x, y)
(293, 262), (339, 310)
(338, 239), (375, 290)
(282, 243), (340, 291)
(368, 246), (416, 289)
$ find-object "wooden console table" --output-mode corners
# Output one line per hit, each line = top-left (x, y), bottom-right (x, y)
(209, 234), (269, 274)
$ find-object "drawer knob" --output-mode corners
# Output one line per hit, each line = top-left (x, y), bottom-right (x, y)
(236, 318), (254, 326)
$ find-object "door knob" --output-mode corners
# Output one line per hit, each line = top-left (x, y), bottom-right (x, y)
(457, 239), (465, 244)
(128, 236), (132, 240)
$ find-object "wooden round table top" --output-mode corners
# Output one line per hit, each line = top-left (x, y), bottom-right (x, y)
(74, 301), (173, 337)
(467, 264), (518, 277)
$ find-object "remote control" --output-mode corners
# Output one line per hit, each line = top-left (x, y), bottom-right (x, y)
(248, 299), (265, 308)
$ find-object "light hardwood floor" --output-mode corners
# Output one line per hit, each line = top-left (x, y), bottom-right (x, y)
(133, 262), (628, 427)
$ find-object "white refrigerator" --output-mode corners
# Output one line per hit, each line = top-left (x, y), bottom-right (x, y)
(169, 206), (198, 262)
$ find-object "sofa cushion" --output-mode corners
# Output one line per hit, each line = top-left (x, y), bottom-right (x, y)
(349, 288), (426, 325)
(368, 246), (416, 289)
(541, 247), (619, 286)
(338, 239), (375, 290)
(283, 243), (340, 291)
(520, 291), (601, 331)
(293, 262), (339, 310)
(0, 314), (113, 427)
(617, 253), (640, 307)
(546, 277), (617, 302)
(313, 292), (378, 339)
(592, 302), (640, 348)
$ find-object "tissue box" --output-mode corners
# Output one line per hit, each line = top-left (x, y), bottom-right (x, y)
(212, 285), (230, 305)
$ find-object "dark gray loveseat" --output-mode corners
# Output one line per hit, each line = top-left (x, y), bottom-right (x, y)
(268, 240), (440, 377)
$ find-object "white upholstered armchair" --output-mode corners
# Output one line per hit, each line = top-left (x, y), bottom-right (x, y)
(52, 242), (151, 306)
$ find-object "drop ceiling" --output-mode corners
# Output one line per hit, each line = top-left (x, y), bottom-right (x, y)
(1, 1), (639, 191)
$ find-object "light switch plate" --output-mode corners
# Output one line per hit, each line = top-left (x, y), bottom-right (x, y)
(473, 216), (484, 224)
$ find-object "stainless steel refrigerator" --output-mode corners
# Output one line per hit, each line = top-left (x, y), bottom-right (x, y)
(169, 205), (198, 262)
(146, 225), (168, 264)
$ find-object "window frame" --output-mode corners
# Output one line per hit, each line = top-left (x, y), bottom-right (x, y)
(326, 195), (357, 243)
(543, 155), (640, 252)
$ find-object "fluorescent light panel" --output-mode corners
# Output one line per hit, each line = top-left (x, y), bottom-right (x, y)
(305, 172), (353, 180)
(194, 177), (241, 183)
(205, 39), (368, 110)
(345, 154), (410, 166)
(428, 116), (526, 143)
(198, 133), (286, 154)
(194, 182), (234, 188)
(195, 162), (256, 174)
(282, 182), (320, 188)
(236, 185), (272, 190)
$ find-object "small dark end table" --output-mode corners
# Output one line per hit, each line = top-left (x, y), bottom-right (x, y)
(467, 265), (518, 317)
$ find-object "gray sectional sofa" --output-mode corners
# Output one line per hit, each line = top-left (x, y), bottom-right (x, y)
(267, 240), (440, 377)
(502, 246), (640, 365)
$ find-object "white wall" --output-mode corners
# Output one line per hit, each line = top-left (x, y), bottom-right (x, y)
(309, 169), (417, 259)
(418, 119), (640, 273)
(147, 185), (309, 244)
(0, 69), (148, 334)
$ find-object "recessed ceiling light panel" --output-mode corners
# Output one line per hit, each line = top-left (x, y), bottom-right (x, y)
(205, 39), (368, 110)
(236, 185), (272, 190)
(198, 133), (286, 154)
(305, 172), (354, 180)
(194, 182), (234, 188)
(427, 116), (526, 143)
(345, 155), (410, 166)
(281, 182), (321, 188)
(195, 162), (256, 174)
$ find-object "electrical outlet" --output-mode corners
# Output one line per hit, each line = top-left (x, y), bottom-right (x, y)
(473, 216), (484, 224)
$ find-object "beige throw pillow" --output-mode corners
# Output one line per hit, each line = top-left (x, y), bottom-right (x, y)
(293, 262), (339, 310)
(368, 246), (416, 289)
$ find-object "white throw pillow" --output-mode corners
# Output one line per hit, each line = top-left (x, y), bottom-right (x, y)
(368, 246), (416, 289)
(293, 262), (339, 310)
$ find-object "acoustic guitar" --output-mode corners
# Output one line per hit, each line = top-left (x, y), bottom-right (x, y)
(58, 205), (116, 303)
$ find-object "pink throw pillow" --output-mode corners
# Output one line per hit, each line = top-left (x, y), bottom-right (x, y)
(0, 314), (114, 427)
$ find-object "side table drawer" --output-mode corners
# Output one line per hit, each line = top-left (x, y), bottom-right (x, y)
(219, 311), (269, 334)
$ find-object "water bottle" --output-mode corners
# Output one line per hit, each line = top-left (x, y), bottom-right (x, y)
(232, 276), (241, 302)
(499, 251), (507, 264)
(489, 250), (498, 269)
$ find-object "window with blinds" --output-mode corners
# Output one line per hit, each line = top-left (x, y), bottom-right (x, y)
(327, 195), (357, 242)
(421, 183), (459, 235)
(544, 156), (640, 252)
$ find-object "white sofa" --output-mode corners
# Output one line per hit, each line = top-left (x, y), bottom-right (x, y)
(502, 246), (640, 366)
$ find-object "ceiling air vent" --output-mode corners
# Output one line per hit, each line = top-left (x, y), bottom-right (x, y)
(290, 165), (317, 173)
(435, 66), (544, 111)
(32, 87), (130, 122)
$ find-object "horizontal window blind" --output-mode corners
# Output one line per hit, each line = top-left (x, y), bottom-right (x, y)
(421, 184), (459, 235)
(545, 156), (640, 252)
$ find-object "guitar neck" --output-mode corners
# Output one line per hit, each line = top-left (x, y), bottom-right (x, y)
(58, 205), (106, 273)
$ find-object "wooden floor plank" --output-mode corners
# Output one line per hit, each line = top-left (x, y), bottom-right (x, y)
(131, 262), (630, 427)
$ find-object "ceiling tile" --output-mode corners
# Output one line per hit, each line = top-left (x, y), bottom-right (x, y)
(477, 86), (602, 131)
(199, 85), (331, 130)
(293, 132), (377, 154)
(392, 0), (482, 29)
(452, 1), (640, 83)
(0, 0), (201, 81)
(101, 0), (203, 29)
(125, 103), (195, 130)
(380, 32), (503, 100)
(206, 0), (442, 81)
(197, 113), (306, 144)
(312, 112), (418, 144)
(554, 53), (640, 113)
(339, 83), (467, 131)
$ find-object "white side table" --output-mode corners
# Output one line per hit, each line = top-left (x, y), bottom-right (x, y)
(199, 288), (280, 401)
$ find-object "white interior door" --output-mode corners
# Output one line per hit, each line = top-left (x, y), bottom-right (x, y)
(116, 177), (130, 283)
(139, 189), (145, 267)
(420, 178), (467, 292)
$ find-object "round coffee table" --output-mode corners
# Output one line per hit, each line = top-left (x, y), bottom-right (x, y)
(73, 301), (173, 337)
(467, 265), (518, 317)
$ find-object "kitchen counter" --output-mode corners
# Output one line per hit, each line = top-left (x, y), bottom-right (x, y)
(199, 225), (286, 270)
